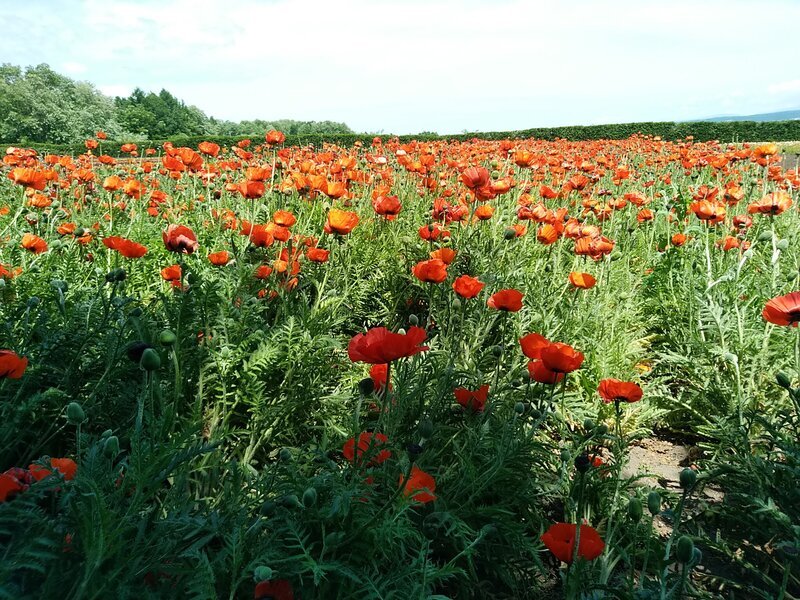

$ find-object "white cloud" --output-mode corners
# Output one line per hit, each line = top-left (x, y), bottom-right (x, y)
(768, 80), (800, 95)
(61, 61), (87, 75)
(98, 84), (133, 98)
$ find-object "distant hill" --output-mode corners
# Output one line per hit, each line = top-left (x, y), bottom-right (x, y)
(701, 109), (800, 123)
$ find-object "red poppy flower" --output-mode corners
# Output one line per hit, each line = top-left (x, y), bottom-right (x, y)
(763, 291), (800, 327)
(239, 180), (265, 199)
(348, 326), (428, 364)
(540, 342), (584, 373)
(162, 225), (198, 254)
(369, 363), (392, 392)
(748, 192), (792, 216)
(0, 349), (28, 379)
(254, 578), (294, 600)
(519, 333), (549, 360)
(541, 522), (605, 564)
(399, 465), (436, 503)
(487, 289), (523, 312)
(453, 275), (484, 299)
(597, 379), (643, 403)
(325, 209), (359, 235)
(454, 384), (489, 412)
(430, 248), (456, 265)
(0, 472), (26, 502)
(342, 432), (391, 466)
(527, 360), (564, 384)
(372, 195), (402, 219)
(29, 458), (78, 482)
(412, 259), (448, 284)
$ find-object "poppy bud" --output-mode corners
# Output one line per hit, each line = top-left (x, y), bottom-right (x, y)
(575, 454), (591, 473)
(676, 536), (695, 563)
(279, 448), (293, 462)
(302, 487), (318, 508)
(679, 467), (697, 490)
(126, 341), (152, 362)
(279, 494), (302, 509)
(260, 501), (277, 516)
(451, 298), (462, 310)
(51, 280), (68, 293)
(723, 352), (738, 365)
(75, 227), (86, 237)
(647, 491), (661, 515)
(560, 448), (571, 463)
(610, 251), (622, 261)
(777, 239), (790, 251)
(757, 230), (773, 242)
(514, 402), (526, 415)
(491, 170), (500, 179)
(140, 348), (161, 371)
(159, 330), (177, 346)
(530, 408), (542, 419)
(503, 228), (517, 240)
(407, 443), (424, 460)
(130, 307), (142, 318)
(28, 296), (41, 308)
(596, 424), (609, 436)
(104, 435), (120, 458)
(776, 371), (792, 389)
(358, 377), (375, 397)
(583, 418), (595, 431)
(66, 402), (85, 424)
(253, 566), (273, 582)
(409, 314), (419, 326)
(105, 268), (127, 283)
(491, 345), (503, 358)
(417, 418), (434, 439)
(628, 497), (643, 523)
(101, 429), (113, 438)
(324, 531), (346, 547)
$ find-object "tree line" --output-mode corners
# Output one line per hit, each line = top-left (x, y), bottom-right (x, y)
(0, 63), (353, 144)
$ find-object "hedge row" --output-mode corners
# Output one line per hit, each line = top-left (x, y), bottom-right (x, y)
(7, 120), (800, 156)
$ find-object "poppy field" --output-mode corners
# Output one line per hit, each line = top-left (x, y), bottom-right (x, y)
(1, 133), (799, 599)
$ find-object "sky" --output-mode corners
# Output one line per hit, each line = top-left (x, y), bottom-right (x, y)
(1, 0), (799, 135)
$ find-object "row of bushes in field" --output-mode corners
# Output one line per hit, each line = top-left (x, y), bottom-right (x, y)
(8, 119), (800, 156)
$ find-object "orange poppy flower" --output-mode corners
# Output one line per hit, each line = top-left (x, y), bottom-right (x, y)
(21, 233), (47, 254)
(537, 223), (560, 245)
(747, 192), (792, 216)
(568, 272), (596, 289)
(372, 195), (402, 219)
(412, 258), (448, 283)
(197, 141), (220, 157)
(208, 251), (230, 266)
(430, 248), (456, 264)
(474, 204), (495, 220)
(671, 233), (687, 247)
(460, 166), (490, 190)
(238, 180), (265, 199)
(325, 209), (359, 235)
(453, 274), (484, 299)
(8, 168), (47, 190)
(265, 130), (286, 145)
(161, 265), (182, 281)
(487, 289), (523, 312)
(0, 349), (28, 379)
(273, 210), (297, 227)
(306, 247), (330, 263)
(103, 236), (147, 259)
